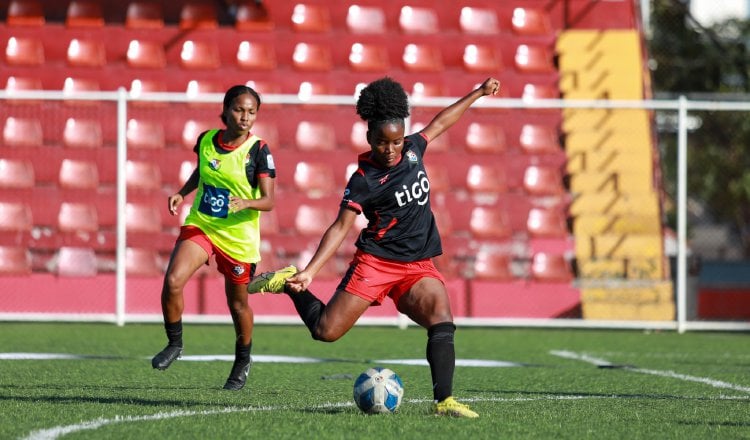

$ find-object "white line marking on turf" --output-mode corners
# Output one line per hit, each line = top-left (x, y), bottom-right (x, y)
(550, 350), (750, 394)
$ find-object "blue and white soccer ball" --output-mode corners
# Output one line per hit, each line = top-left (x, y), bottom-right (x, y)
(353, 367), (404, 414)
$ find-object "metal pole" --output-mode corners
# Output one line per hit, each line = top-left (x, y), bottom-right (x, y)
(676, 96), (688, 333)
(115, 88), (128, 326)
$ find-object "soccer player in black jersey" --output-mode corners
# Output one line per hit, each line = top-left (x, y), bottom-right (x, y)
(249, 76), (500, 417)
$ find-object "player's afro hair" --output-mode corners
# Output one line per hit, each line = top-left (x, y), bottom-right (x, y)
(356, 77), (410, 123)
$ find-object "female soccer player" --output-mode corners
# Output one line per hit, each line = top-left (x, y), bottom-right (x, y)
(152, 85), (277, 391)
(248, 77), (500, 416)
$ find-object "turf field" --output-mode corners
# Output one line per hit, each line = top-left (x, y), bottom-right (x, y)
(1, 323), (748, 439)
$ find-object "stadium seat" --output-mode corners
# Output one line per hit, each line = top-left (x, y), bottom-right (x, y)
(127, 40), (167, 69)
(6, 0), (45, 26)
(5, 36), (44, 66)
(65, 1), (104, 27)
(0, 159), (35, 189)
(409, 82), (447, 102)
(0, 246), (31, 275)
(469, 205), (512, 239)
(126, 247), (163, 276)
(62, 118), (102, 149)
(409, 121), (449, 152)
(292, 42), (332, 71)
(66, 38), (106, 67)
(531, 252), (573, 282)
(294, 203), (336, 236)
(519, 124), (561, 155)
(349, 43), (389, 72)
(126, 119), (165, 149)
(424, 163), (451, 193)
(180, 40), (220, 70)
(463, 44), (503, 73)
(186, 79), (223, 101)
(459, 6), (499, 35)
(0, 202), (33, 232)
(402, 43), (443, 72)
(125, 2), (164, 29)
(399, 6), (438, 34)
(58, 159), (99, 189)
(58, 202), (98, 233)
(291, 3), (331, 32)
(179, 2), (218, 29)
(250, 120), (279, 149)
(181, 119), (214, 148)
(346, 5), (386, 34)
(55, 246), (97, 277)
(129, 78), (168, 106)
(511, 7), (552, 36)
(295, 121), (336, 151)
(522, 83), (559, 102)
(294, 161), (336, 198)
(235, 1), (273, 31)
(349, 121), (369, 151)
(62, 77), (100, 106)
(466, 164), (507, 195)
(5, 76), (42, 95)
(236, 41), (276, 70)
(465, 122), (506, 154)
(523, 165), (565, 196)
(472, 249), (512, 280)
(126, 202), (161, 233)
(3, 116), (43, 147)
(514, 44), (555, 74)
(126, 160), (162, 191)
(527, 207), (568, 238)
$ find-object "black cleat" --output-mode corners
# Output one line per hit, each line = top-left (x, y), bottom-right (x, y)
(152, 345), (183, 370)
(223, 358), (252, 391)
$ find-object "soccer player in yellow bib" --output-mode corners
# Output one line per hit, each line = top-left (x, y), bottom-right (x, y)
(152, 85), (277, 391)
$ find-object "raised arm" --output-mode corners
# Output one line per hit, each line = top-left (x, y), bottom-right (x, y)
(420, 77), (500, 142)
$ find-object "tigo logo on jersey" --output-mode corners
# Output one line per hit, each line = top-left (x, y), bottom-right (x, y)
(209, 159), (221, 171)
(395, 170), (430, 207)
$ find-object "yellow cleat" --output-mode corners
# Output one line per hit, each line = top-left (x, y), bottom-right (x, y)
(433, 396), (479, 418)
(247, 265), (297, 294)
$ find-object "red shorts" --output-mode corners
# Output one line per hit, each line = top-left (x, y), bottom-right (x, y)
(178, 226), (255, 285)
(337, 250), (445, 306)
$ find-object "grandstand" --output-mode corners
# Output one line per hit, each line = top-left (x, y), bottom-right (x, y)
(0, 1), (680, 325)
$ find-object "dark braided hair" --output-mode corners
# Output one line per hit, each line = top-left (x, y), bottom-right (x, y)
(220, 84), (261, 125)
(356, 77), (410, 132)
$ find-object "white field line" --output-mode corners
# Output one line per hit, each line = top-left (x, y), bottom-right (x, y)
(550, 350), (750, 394)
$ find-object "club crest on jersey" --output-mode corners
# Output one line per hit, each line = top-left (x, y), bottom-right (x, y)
(406, 150), (418, 163)
(233, 265), (245, 276)
(209, 159), (221, 171)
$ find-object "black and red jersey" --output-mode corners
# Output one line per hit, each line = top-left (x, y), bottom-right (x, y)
(341, 132), (442, 262)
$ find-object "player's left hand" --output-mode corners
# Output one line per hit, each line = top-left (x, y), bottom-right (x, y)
(479, 78), (501, 96)
(228, 195), (248, 213)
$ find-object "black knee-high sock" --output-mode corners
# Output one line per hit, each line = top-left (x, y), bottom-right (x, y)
(235, 339), (252, 363)
(426, 322), (456, 402)
(165, 320), (183, 347)
(286, 288), (325, 340)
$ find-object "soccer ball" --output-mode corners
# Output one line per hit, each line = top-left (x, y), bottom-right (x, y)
(352, 367), (404, 414)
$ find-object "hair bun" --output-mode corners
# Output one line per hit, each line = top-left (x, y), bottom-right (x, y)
(356, 77), (410, 122)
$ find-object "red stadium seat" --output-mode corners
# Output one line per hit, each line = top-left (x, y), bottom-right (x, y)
(409, 82), (447, 102)
(126, 203), (161, 233)
(459, 7), (499, 35)
(292, 42), (332, 71)
(409, 121), (450, 152)
(65, 1), (104, 27)
(181, 119), (214, 148)
(126, 247), (163, 276)
(512, 7), (552, 36)
(0, 246), (32, 275)
(522, 83), (559, 101)
(424, 163), (451, 194)
(7, 0), (45, 26)
(125, 2), (164, 29)
(56, 246), (98, 277)
(180, 2), (218, 29)
(346, 5), (386, 34)
(5, 76), (42, 94)
(250, 120), (279, 149)
(469, 205), (512, 239)
(531, 252), (573, 282)
(527, 207), (568, 238)
(126, 160), (162, 191)
(3, 116), (43, 147)
(294, 161), (336, 198)
(180, 40), (220, 70)
(186, 79), (224, 102)
(349, 43), (389, 72)
(63, 118), (102, 149)
(129, 79), (168, 107)
(126, 119), (165, 149)
(294, 203), (336, 236)
(514, 44), (555, 74)
(67, 38), (106, 67)
(235, 1), (273, 31)
(402, 43), (443, 72)
(62, 77), (100, 106)
(127, 40), (167, 69)
(0, 202), (33, 232)
(463, 44), (503, 73)
(59, 159), (99, 189)
(291, 3), (331, 32)
(464, 122), (506, 154)
(472, 249), (513, 280)
(466, 164), (507, 195)
(237, 41), (276, 70)
(0, 159), (35, 189)
(523, 165), (565, 196)
(519, 124), (561, 155)
(349, 121), (369, 151)
(58, 202), (98, 233)
(295, 121), (336, 151)
(399, 6), (438, 34)
(5, 36), (44, 66)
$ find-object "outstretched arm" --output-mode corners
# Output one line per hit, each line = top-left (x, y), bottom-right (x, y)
(420, 77), (500, 142)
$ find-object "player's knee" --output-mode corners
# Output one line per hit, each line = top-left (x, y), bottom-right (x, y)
(312, 326), (342, 343)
